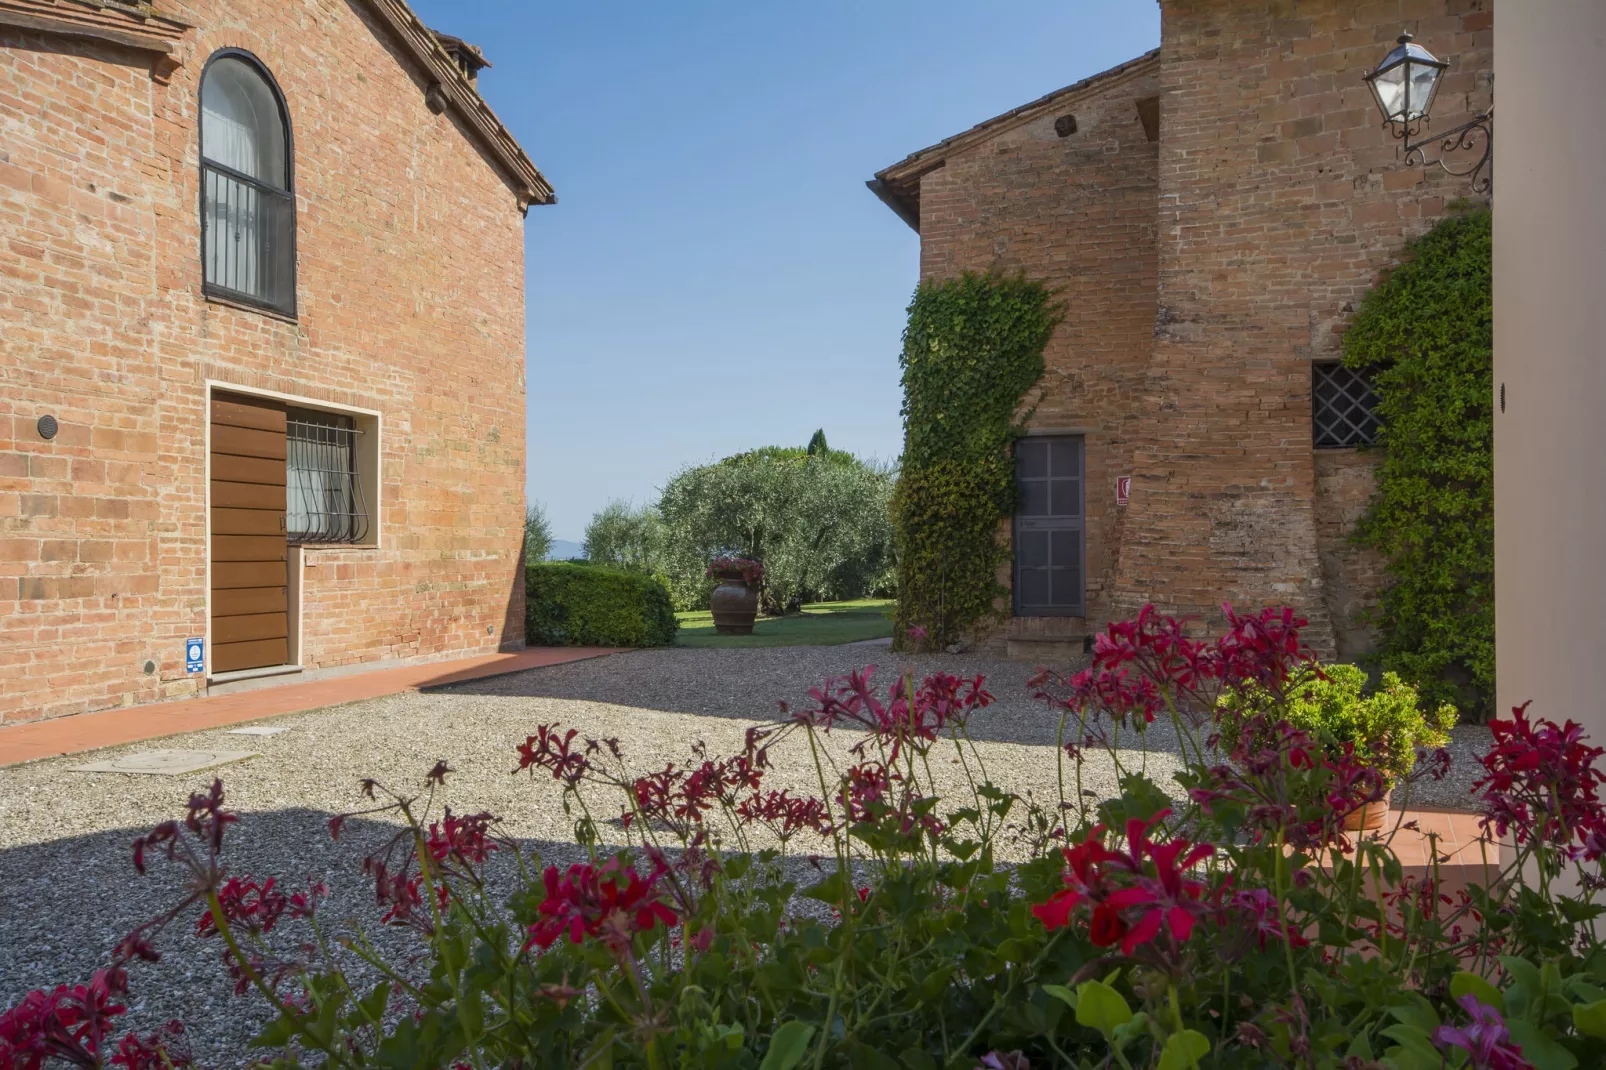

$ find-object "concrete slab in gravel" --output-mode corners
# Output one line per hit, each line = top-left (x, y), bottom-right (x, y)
(225, 725), (291, 736)
(70, 749), (259, 775)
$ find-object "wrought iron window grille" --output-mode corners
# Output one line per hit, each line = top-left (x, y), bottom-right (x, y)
(1312, 363), (1380, 449)
(287, 414), (370, 544)
(201, 161), (296, 315)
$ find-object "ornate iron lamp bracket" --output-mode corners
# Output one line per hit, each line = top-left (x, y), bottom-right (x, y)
(1398, 105), (1493, 194)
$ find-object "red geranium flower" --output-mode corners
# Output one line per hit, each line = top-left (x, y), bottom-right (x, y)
(526, 858), (678, 952)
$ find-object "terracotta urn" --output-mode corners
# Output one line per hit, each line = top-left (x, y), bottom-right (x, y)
(1343, 798), (1390, 831)
(709, 571), (758, 635)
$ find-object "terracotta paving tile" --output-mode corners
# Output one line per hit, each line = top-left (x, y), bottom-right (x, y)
(1325, 808), (1497, 875)
(0, 647), (622, 767)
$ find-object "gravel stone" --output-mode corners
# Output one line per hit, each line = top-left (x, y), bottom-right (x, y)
(0, 645), (1492, 1062)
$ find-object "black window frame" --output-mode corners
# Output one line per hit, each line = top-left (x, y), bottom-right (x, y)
(198, 48), (297, 319)
(1012, 434), (1086, 618)
(1312, 362), (1381, 449)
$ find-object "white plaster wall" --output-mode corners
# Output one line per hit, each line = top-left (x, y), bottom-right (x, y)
(1493, 3), (1606, 740)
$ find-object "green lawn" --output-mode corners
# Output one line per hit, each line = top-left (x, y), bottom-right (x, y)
(674, 599), (895, 649)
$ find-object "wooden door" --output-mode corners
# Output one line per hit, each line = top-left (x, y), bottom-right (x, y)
(1013, 436), (1085, 617)
(210, 394), (289, 673)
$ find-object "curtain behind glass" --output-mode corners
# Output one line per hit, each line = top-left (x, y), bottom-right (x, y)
(201, 57), (291, 307)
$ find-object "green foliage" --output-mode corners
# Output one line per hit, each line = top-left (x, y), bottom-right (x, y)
(1218, 663), (1458, 784)
(523, 501), (553, 564)
(525, 561), (677, 647)
(892, 271), (1061, 648)
(656, 444), (896, 612)
(1342, 207), (1493, 719)
(806, 429), (829, 456)
(582, 500), (663, 573)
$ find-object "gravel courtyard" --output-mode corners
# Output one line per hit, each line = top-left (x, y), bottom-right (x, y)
(0, 645), (1492, 1061)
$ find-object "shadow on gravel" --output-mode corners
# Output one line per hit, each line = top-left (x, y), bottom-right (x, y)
(423, 645), (1098, 750)
(0, 804), (855, 1065)
(0, 808), (597, 1064)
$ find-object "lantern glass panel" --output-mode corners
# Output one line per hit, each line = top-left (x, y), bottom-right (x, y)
(1371, 62), (1408, 122)
(1406, 59), (1442, 120)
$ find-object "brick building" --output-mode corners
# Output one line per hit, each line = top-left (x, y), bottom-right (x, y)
(871, 0), (1492, 662)
(0, 0), (551, 724)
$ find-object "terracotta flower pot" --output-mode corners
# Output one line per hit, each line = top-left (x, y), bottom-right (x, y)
(709, 571), (758, 635)
(1343, 799), (1390, 831)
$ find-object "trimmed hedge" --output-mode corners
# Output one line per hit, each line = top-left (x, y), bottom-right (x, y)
(525, 562), (678, 647)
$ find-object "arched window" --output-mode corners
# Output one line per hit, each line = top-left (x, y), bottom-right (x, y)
(200, 51), (295, 316)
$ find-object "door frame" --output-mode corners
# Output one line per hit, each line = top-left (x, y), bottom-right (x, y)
(1011, 433), (1087, 618)
(203, 380), (382, 677)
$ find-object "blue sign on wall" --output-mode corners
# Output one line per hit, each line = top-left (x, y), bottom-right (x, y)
(186, 638), (205, 674)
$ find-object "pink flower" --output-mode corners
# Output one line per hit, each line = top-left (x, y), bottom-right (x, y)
(1033, 604), (1318, 733)
(1228, 888), (1308, 950)
(110, 1021), (192, 1070)
(195, 876), (287, 938)
(1031, 829), (1117, 930)
(795, 667), (992, 762)
(1433, 995), (1534, 1070)
(1475, 701), (1606, 858)
(0, 970), (132, 1069)
(735, 790), (832, 840)
(1102, 812), (1215, 955)
(706, 555), (763, 584)
(525, 858), (679, 952)
(514, 724), (591, 786)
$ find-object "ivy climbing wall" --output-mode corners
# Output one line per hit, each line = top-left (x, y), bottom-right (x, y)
(1108, 0), (1494, 661)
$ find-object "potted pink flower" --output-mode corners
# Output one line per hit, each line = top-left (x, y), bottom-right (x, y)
(706, 555), (763, 635)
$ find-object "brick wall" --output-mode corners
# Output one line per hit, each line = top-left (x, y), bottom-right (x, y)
(913, 61), (1160, 656)
(1109, 0), (1492, 657)
(0, 0), (530, 723)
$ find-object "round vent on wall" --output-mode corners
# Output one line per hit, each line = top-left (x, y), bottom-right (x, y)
(37, 415), (58, 440)
(1054, 114), (1078, 138)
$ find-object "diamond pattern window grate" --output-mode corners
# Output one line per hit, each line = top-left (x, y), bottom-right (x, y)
(1313, 363), (1380, 449)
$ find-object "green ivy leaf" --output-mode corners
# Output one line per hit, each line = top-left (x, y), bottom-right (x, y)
(1381, 1024), (1445, 1070)
(1042, 984), (1077, 1010)
(1504, 1020), (1578, 1070)
(1074, 979), (1133, 1041)
(760, 1021), (817, 1070)
(1156, 1030), (1210, 1070)
(1450, 971), (1505, 1013)
(1344, 1031), (1374, 1061)
(1388, 993), (1443, 1036)
(1573, 999), (1606, 1039)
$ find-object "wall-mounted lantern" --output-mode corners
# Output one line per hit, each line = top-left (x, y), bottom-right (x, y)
(1363, 33), (1492, 193)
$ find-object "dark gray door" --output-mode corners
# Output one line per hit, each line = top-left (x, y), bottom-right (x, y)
(1014, 436), (1084, 616)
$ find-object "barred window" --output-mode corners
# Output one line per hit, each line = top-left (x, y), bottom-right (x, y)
(200, 51), (296, 316)
(287, 411), (369, 544)
(1312, 362), (1380, 448)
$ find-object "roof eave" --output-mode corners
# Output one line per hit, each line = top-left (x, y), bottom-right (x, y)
(359, 0), (554, 208)
(867, 48), (1160, 226)
(866, 177), (920, 233)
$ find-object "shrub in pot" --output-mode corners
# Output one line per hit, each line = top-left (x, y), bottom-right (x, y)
(706, 554), (762, 635)
(1218, 662), (1457, 828)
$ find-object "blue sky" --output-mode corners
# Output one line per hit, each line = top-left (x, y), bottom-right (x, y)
(408, 1), (1160, 541)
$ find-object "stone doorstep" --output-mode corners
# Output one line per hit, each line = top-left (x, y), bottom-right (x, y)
(1005, 637), (1087, 662)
